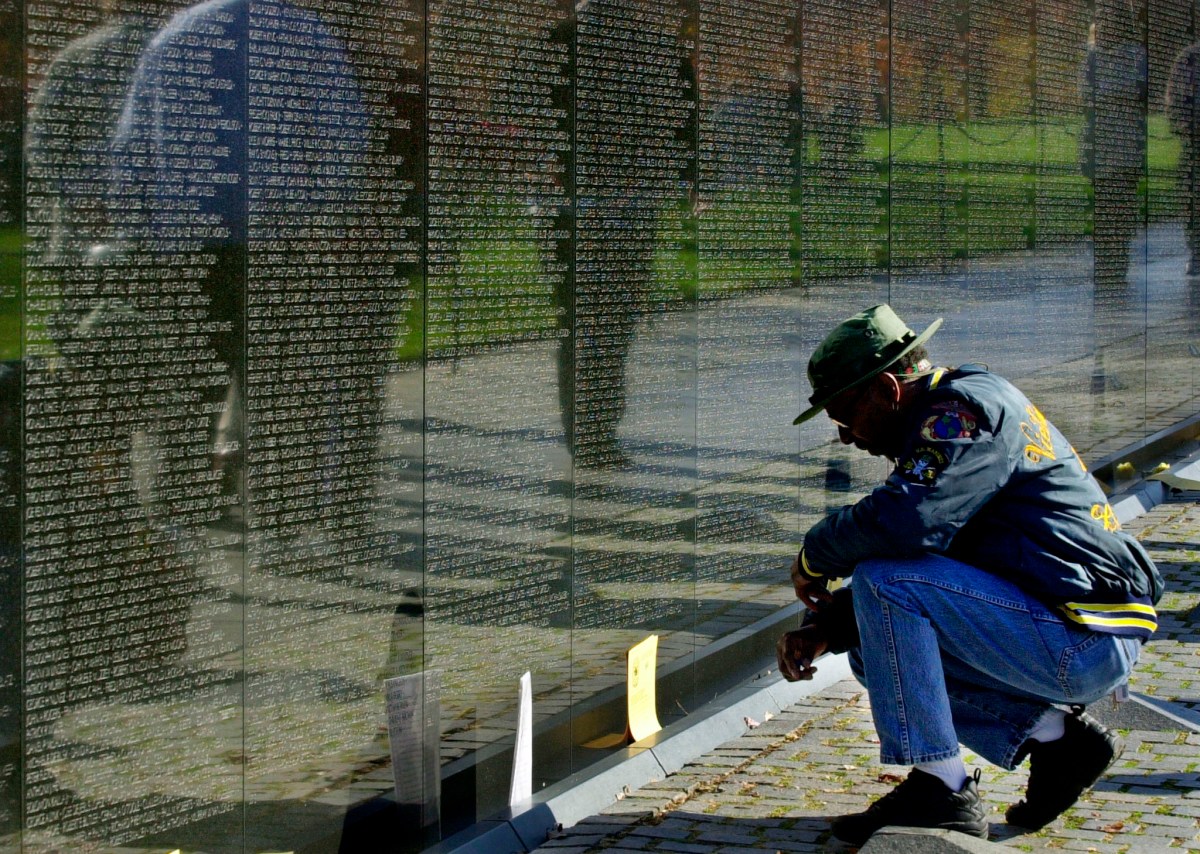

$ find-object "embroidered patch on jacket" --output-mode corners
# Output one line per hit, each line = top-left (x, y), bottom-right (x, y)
(900, 446), (949, 484)
(919, 406), (979, 441)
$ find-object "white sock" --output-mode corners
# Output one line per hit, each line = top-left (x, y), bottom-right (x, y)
(916, 755), (968, 791)
(1028, 707), (1067, 743)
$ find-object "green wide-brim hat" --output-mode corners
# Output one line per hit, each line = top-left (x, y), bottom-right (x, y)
(793, 304), (942, 425)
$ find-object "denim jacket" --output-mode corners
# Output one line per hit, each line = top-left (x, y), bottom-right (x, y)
(799, 365), (1163, 640)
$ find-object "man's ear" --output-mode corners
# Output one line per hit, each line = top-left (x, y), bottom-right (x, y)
(881, 371), (903, 404)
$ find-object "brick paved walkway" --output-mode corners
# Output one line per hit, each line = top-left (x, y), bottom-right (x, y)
(534, 490), (1200, 853)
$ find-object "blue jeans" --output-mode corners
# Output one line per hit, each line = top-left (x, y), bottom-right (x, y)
(848, 555), (1141, 770)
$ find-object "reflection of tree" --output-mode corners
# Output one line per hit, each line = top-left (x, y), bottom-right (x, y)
(886, 0), (1090, 124)
(427, 0), (571, 371)
(0, 4), (22, 230)
(800, 3), (882, 123)
(798, 0), (885, 280)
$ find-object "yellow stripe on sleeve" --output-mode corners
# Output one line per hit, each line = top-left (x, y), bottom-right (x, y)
(800, 549), (823, 579)
(1063, 601), (1157, 615)
(1065, 599), (1156, 633)
(1062, 613), (1158, 632)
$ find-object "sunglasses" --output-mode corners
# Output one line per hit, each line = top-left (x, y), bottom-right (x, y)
(824, 382), (872, 429)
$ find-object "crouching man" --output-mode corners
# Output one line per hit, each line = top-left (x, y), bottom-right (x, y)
(778, 305), (1162, 846)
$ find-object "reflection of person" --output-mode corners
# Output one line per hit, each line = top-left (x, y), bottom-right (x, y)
(0, 357), (19, 837)
(555, 0), (691, 468)
(1167, 41), (1200, 276)
(1080, 5), (1147, 331)
(113, 0), (391, 541)
(111, 0), (252, 503)
(777, 305), (1162, 846)
(26, 1), (169, 277)
(23, 2), (198, 711)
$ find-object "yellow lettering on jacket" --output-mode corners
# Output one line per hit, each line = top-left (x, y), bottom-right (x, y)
(1091, 503), (1120, 532)
(1020, 405), (1057, 464)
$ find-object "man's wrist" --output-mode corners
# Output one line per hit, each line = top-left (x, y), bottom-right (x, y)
(800, 586), (859, 654)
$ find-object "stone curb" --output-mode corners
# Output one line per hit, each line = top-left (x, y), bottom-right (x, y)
(861, 827), (1011, 852)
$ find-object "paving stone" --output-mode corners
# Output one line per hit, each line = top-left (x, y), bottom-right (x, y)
(653, 843), (713, 854)
(544, 835), (607, 847)
(629, 826), (692, 841)
(859, 827), (1008, 852)
(598, 836), (654, 850)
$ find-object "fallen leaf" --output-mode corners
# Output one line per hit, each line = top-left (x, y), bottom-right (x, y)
(1101, 822), (1125, 833)
(841, 764), (858, 771)
(878, 773), (904, 784)
(744, 716), (761, 729)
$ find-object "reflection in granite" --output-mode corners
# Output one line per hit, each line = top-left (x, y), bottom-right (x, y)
(4, 0), (1200, 849)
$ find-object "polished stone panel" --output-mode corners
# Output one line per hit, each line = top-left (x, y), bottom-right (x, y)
(1, 0), (1195, 849)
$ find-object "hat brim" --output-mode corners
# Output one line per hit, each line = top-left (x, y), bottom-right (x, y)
(792, 317), (942, 425)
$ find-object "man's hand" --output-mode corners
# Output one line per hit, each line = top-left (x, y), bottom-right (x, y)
(775, 625), (830, 682)
(790, 552), (834, 611)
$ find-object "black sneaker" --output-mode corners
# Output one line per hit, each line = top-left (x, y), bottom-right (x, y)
(1006, 708), (1124, 830)
(830, 768), (989, 846)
